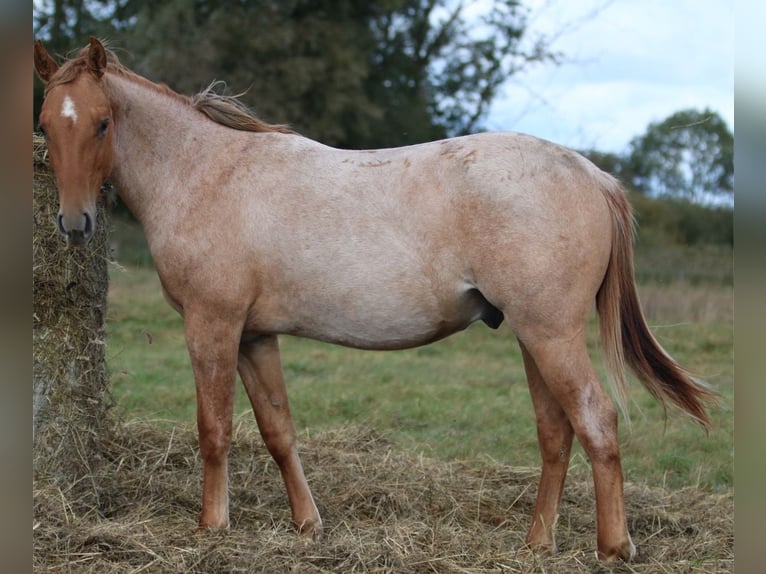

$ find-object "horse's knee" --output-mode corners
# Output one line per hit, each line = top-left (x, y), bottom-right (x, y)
(198, 423), (232, 463)
(261, 427), (296, 464)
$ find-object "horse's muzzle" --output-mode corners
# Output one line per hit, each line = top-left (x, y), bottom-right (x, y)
(57, 211), (94, 246)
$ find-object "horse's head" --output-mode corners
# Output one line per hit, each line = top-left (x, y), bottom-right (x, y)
(34, 37), (114, 246)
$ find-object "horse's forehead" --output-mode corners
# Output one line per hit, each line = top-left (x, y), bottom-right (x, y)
(43, 75), (109, 122)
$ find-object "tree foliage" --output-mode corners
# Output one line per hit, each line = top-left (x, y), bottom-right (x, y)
(34, 0), (117, 54)
(578, 149), (638, 188)
(580, 108), (733, 205)
(627, 108), (733, 202)
(33, 0), (557, 148)
(363, 0), (556, 145)
(115, 1), (379, 146)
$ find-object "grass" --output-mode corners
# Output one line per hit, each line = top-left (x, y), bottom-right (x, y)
(105, 224), (733, 494)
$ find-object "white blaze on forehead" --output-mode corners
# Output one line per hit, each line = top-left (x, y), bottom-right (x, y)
(61, 95), (78, 123)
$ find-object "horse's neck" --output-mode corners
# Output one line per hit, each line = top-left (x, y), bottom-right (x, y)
(106, 74), (206, 226)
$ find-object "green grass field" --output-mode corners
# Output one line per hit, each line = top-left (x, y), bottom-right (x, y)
(106, 220), (733, 494)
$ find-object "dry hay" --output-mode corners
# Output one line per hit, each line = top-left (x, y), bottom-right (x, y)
(33, 133), (114, 494)
(33, 421), (733, 573)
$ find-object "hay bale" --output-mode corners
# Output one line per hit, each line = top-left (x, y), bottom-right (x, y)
(33, 133), (113, 489)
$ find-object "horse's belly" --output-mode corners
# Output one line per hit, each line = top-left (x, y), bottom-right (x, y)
(274, 283), (501, 351)
(294, 311), (472, 350)
(303, 315), (467, 350)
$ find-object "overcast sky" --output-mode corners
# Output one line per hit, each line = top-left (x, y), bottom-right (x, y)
(484, 0), (734, 153)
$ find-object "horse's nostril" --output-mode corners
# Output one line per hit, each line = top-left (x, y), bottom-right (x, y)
(57, 213), (66, 236)
(83, 212), (93, 237)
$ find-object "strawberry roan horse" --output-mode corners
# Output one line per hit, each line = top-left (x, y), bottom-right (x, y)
(34, 38), (713, 561)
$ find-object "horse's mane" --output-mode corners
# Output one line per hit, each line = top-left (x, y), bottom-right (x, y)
(190, 83), (294, 134)
(46, 43), (294, 135)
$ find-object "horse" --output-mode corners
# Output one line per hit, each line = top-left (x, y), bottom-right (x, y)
(33, 37), (714, 562)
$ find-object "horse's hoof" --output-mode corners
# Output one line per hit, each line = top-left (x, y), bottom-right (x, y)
(295, 517), (323, 542)
(517, 541), (557, 560)
(597, 538), (636, 562)
(195, 518), (230, 534)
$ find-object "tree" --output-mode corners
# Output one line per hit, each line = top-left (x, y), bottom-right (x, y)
(578, 148), (638, 190)
(112, 0), (379, 146)
(34, 0), (111, 53)
(33, 0), (558, 148)
(363, 0), (557, 146)
(627, 108), (733, 202)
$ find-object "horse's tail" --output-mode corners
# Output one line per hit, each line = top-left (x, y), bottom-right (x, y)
(595, 175), (715, 430)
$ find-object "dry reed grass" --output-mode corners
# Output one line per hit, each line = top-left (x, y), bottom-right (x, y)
(639, 283), (732, 324)
(33, 420), (733, 573)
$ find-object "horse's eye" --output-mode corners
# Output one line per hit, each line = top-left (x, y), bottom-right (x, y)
(97, 118), (110, 137)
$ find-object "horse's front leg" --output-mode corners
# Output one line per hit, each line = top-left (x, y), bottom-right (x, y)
(237, 335), (322, 539)
(184, 309), (241, 530)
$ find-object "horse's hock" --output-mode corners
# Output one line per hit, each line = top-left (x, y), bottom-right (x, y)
(33, 133), (112, 480)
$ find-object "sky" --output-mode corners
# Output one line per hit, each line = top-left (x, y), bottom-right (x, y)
(483, 0), (734, 153)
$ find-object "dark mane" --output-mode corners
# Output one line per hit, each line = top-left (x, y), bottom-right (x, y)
(46, 43), (294, 135)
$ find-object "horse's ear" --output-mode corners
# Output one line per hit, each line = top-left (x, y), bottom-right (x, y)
(33, 40), (58, 83)
(87, 37), (107, 78)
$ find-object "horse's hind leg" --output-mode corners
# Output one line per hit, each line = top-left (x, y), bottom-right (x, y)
(237, 335), (322, 538)
(519, 341), (574, 555)
(522, 332), (635, 562)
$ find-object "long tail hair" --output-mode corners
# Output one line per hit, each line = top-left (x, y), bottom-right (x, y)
(595, 176), (715, 430)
